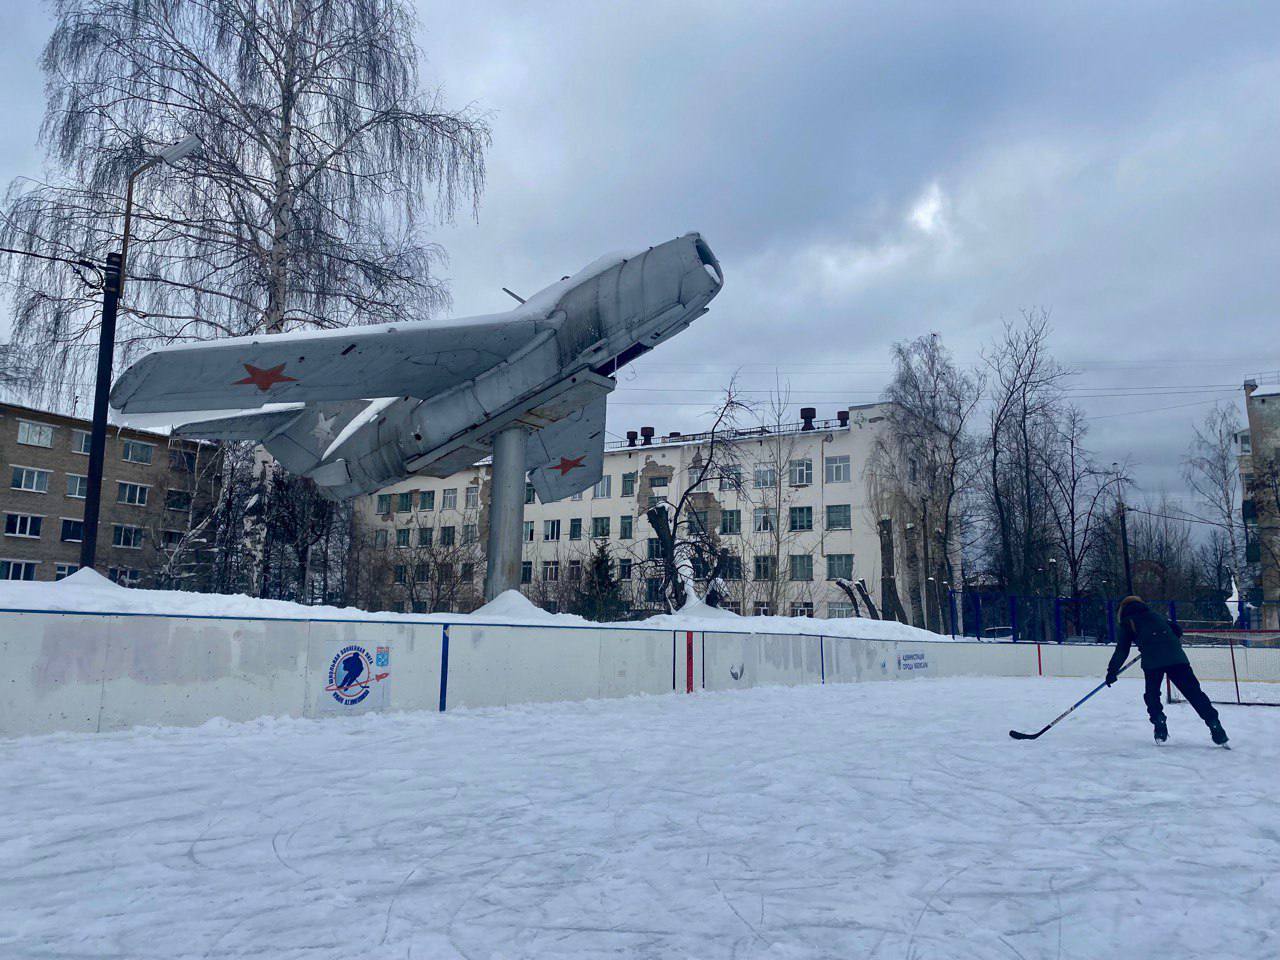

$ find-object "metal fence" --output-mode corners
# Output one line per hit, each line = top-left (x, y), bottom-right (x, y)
(946, 591), (1279, 645)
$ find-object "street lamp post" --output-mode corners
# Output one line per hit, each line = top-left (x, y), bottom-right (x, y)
(79, 136), (201, 572)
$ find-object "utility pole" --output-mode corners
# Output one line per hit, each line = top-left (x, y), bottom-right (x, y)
(1113, 462), (1134, 597)
(78, 252), (123, 570)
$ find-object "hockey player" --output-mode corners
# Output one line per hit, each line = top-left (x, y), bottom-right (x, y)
(1106, 596), (1228, 745)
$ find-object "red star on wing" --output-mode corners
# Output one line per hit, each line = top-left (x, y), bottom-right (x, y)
(553, 455), (586, 476)
(234, 363), (299, 391)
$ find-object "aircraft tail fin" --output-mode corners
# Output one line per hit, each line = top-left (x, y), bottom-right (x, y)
(526, 397), (606, 503)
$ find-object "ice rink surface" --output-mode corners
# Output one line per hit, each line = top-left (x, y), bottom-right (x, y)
(2, 676), (1276, 960)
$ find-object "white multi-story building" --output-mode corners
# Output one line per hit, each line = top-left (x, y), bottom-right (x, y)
(351, 404), (893, 618)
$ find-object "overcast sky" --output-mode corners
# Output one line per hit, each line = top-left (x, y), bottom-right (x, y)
(1, 2), (1277, 504)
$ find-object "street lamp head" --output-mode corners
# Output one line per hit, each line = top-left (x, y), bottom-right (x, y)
(156, 134), (201, 164)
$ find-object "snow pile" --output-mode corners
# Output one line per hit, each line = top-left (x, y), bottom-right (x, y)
(0, 573), (949, 642)
(2, 678), (1270, 959)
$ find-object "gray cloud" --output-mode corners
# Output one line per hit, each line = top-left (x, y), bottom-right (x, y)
(1, 1), (1277, 503)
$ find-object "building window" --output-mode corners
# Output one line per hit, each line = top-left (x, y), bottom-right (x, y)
(54, 563), (78, 581)
(544, 519), (561, 541)
(4, 514), (42, 538)
(411, 601), (428, 613)
(166, 489), (192, 511)
(649, 475), (669, 489)
(107, 567), (140, 586)
(721, 600), (742, 614)
(436, 562), (454, 583)
(825, 455), (851, 484)
(621, 472), (636, 496)
(525, 482), (536, 505)
(376, 494), (391, 514)
(789, 554), (813, 581)
(790, 602), (815, 617)
(418, 527), (433, 547)
(828, 602), (854, 618)
(567, 559), (583, 581)
(720, 509), (741, 536)
(67, 474), (88, 499)
(396, 528), (411, 548)
(648, 495), (665, 509)
(1, 560), (37, 581)
(646, 578), (663, 603)
(593, 475), (612, 498)
(618, 558), (633, 580)
(826, 504), (851, 530)
(17, 420), (54, 448)
(72, 430), (91, 455)
(11, 467), (51, 493)
(722, 554), (743, 580)
(688, 510), (708, 534)
(117, 482), (150, 506)
(592, 516), (611, 539)
(465, 485), (479, 510)
(827, 554), (854, 581)
(523, 521), (534, 543)
(544, 600), (560, 614)
(753, 555), (776, 581)
(463, 524), (478, 544)
(374, 529), (388, 549)
(461, 562), (475, 583)
(520, 560), (532, 584)
(619, 514), (634, 539)
(162, 529), (183, 549)
(569, 518), (583, 540)
(112, 524), (145, 549)
(647, 537), (662, 560)
(753, 464), (776, 489)
(442, 488), (457, 511)
(719, 466), (742, 492)
(789, 506), (813, 532)
(440, 526), (456, 546)
(420, 490), (435, 511)
(393, 564), (407, 584)
(415, 563), (430, 583)
(397, 492), (413, 512)
(60, 518), (83, 543)
(121, 440), (154, 465)
(753, 507), (775, 533)
(753, 601), (772, 616)
(169, 449), (197, 472)
(542, 560), (560, 582)
(789, 458), (813, 487)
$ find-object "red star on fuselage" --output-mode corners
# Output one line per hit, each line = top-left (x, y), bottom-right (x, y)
(553, 455), (585, 475)
(234, 363), (298, 391)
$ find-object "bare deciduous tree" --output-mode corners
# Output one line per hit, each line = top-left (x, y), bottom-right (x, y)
(2, 0), (490, 404)
(1183, 403), (1246, 584)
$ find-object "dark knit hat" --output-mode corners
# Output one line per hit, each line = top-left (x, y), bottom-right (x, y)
(1117, 595), (1144, 621)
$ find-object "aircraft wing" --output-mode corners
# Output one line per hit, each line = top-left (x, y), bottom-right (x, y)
(526, 397), (606, 503)
(110, 315), (544, 414)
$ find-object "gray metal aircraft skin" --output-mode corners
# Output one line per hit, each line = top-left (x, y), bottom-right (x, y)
(110, 233), (722, 502)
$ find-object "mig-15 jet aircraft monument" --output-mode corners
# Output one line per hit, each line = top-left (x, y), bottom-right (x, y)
(110, 232), (724, 599)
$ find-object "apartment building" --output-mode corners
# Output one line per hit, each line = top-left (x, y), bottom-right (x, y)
(1242, 380), (1280, 627)
(351, 404), (892, 617)
(0, 401), (218, 584)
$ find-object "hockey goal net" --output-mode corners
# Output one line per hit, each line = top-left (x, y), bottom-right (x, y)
(1169, 630), (1280, 707)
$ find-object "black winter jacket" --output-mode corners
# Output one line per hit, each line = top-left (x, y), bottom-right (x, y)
(1108, 600), (1190, 676)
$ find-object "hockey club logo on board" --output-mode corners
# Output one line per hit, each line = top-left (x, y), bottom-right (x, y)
(326, 644), (389, 706)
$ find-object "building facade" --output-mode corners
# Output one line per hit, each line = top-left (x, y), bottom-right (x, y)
(1242, 380), (1280, 628)
(351, 404), (893, 618)
(0, 401), (218, 584)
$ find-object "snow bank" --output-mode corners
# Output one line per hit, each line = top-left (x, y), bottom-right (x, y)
(0, 574), (951, 641)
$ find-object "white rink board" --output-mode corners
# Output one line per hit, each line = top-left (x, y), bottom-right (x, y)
(701, 631), (822, 691)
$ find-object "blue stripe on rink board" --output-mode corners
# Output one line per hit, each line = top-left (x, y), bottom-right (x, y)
(438, 624), (450, 712)
(820, 636), (826, 684)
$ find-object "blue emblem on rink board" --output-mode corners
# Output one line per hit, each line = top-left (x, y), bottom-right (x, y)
(326, 644), (388, 706)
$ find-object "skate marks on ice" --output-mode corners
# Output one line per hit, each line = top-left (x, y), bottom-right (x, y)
(0, 679), (1277, 959)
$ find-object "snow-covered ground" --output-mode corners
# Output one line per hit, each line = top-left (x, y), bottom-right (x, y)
(2, 677), (1274, 959)
(0, 568), (948, 643)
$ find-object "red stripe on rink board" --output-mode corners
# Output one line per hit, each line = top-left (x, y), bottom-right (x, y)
(686, 632), (694, 693)
(1037, 643), (1042, 677)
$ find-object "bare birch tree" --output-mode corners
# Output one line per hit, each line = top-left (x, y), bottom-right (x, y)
(1183, 403), (1246, 583)
(2, 0), (490, 404)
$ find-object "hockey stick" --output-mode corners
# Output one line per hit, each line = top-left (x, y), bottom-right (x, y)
(1009, 655), (1141, 740)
